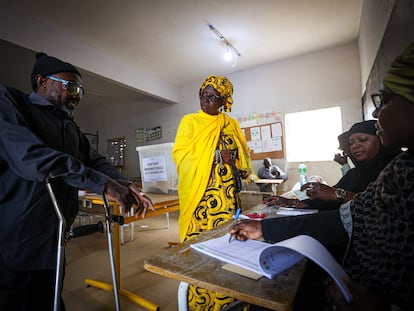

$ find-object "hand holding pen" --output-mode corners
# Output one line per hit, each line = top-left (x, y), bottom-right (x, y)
(228, 208), (241, 243)
(229, 219), (263, 241)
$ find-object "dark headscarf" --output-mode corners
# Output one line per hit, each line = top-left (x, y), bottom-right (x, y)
(31, 52), (81, 91)
(348, 120), (377, 137)
(309, 121), (400, 210)
(383, 41), (414, 104)
(335, 120), (399, 193)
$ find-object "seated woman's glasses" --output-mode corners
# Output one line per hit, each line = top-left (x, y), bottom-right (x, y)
(371, 93), (383, 110)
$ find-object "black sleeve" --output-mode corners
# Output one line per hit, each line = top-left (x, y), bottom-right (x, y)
(306, 198), (340, 210)
(0, 84), (111, 194)
(261, 209), (349, 247)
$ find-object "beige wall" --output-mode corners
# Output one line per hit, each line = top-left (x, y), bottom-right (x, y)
(77, 1), (414, 189)
(78, 0), (414, 185)
(78, 42), (362, 188)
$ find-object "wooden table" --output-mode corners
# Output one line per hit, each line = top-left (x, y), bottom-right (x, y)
(254, 178), (285, 194)
(121, 193), (180, 243)
(82, 193), (179, 311)
(144, 216), (306, 311)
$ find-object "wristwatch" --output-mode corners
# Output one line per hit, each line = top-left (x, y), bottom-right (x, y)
(335, 188), (347, 204)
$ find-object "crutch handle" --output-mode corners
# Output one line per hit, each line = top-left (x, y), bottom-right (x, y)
(110, 215), (124, 225)
(69, 222), (104, 238)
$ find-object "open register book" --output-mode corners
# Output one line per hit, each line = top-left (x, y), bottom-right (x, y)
(191, 234), (353, 303)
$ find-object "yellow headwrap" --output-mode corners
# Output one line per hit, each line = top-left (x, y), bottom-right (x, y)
(199, 75), (233, 112)
(383, 41), (414, 104)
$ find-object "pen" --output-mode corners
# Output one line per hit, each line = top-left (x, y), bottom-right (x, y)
(228, 207), (241, 244)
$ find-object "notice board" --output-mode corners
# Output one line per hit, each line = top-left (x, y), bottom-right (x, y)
(243, 122), (285, 160)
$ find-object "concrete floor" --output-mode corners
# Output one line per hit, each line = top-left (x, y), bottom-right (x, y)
(63, 211), (181, 311)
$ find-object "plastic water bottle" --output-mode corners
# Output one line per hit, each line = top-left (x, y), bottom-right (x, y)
(298, 162), (308, 187)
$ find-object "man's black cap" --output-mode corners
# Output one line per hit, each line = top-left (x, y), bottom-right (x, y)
(30, 52), (81, 91)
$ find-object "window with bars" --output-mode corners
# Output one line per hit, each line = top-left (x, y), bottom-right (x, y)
(106, 137), (126, 167)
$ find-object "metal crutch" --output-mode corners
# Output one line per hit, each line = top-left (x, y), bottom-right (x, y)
(46, 180), (66, 311)
(48, 180), (123, 311)
(102, 193), (123, 311)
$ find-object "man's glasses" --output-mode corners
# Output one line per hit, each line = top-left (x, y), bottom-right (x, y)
(46, 75), (85, 98)
(200, 93), (222, 102)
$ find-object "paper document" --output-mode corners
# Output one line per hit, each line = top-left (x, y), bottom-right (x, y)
(276, 207), (318, 216)
(292, 189), (310, 201)
(190, 234), (352, 303)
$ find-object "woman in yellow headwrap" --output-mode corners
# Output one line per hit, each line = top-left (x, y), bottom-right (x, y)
(172, 75), (254, 310)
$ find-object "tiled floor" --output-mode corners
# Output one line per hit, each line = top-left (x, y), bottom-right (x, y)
(63, 211), (181, 311)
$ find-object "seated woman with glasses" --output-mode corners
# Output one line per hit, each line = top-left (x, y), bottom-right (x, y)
(172, 75), (255, 310)
(230, 41), (414, 311)
(265, 120), (399, 210)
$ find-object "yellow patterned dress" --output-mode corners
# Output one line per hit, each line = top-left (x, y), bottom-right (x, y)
(173, 110), (253, 310)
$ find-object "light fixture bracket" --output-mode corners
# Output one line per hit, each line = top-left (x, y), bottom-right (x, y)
(205, 21), (241, 58)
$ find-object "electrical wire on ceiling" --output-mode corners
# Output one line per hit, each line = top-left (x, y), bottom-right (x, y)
(205, 20), (241, 67)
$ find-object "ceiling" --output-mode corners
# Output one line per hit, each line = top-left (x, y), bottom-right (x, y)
(0, 0), (363, 105)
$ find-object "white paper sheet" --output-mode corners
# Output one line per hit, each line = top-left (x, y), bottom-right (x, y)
(191, 234), (353, 303)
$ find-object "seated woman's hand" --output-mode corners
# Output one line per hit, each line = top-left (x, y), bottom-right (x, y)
(301, 182), (337, 201)
(334, 152), (348, 165)
(263, 195), (308, 208)
(263, 195), (291, 206)
(229, 220), (263, 241)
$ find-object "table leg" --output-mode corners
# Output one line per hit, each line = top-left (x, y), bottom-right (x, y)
(84, 218), (159, 311)
(166, 212), (170, 229)
(271, 183), (278, 195)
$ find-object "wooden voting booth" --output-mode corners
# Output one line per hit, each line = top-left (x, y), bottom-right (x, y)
(241, 119), (285, 160)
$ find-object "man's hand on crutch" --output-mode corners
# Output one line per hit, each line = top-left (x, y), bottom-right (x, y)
(104, 179), (155, 218)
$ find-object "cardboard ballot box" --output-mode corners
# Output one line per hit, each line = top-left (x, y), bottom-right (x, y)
(136, 142), (178, 194)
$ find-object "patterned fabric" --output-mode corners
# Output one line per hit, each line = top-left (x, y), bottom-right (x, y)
(172, 110), (253, 242)
(383, 41), (414, 104)
(344, 151), (414, 310)
(188, 287), (239, 311)
(173, 109), (253, 310)
(199, 75), (233, 112)
(174, 75), (253, 310)
(184, 134), (241, 240)
(339, 201), (352, 239)
(186, 134), (243, 310)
